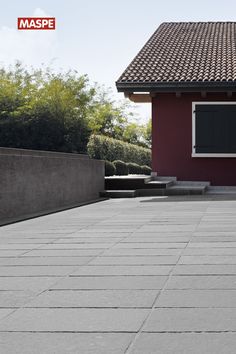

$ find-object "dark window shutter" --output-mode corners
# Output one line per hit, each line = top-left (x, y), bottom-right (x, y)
(195, 104), (236, 153)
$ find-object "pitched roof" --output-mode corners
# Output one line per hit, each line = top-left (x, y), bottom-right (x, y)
(116, 22), (236, 92)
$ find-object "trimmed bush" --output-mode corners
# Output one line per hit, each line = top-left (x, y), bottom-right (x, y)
(141, 165), (152, 175)
(105, 160), (116, 176)
(87, 134), (151, 166)
(127, 162), (142, 175)
(113, 160), (128, 175)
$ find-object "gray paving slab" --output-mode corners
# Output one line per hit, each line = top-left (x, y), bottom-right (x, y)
(0, 290), (37, 307)
(72, 265), (173, 276)
(0, 266), (77, 276)
(58, 232), (131, 238)
(143, 308), (236, 332)
(23, 249), (103, 257)
(0, 276), (61, 291)
(156, 289), (236, 307)
(189, 242), (236, 248)
(39, 243), (112, 249)
(183, 247), (236, 255)
(0, 238), (57, 244)
(0, 244), (44, 250)
(54, 237), (123, 243)
(137, 225), (196, 232)
(0, 309), (15, 321)
(0, 256), (93, 266)
(0, 308), (149, 332)
(122, 236), (191, 243)
(0, 333), (134, 354)
(113, 242), (187, 249)
(50, 276), (168, 290)
(173, 264), (236, 275)
(192, 236), (236, 242)
(89, 256), (179, 265)
(100, 249), (182, 256)
(0, 250), (27, 257)
(25, 290), (158, 308)
(179, 255), (236, 264)
(166, 275), (236, 289)
(130, 333), (236, 354)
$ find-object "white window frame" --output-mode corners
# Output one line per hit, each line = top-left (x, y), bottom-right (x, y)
(192, 101), (236, 158)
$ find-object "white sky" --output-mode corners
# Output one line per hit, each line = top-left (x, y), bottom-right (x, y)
(0, 0), (236, 122)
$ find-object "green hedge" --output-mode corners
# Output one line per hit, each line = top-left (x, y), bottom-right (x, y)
(127, 162), (142, 174)
(113, 160), (128, 175)
(87, 134), (151, 166)
(105, 161), (116, 176)
(141, 165), (152, 175)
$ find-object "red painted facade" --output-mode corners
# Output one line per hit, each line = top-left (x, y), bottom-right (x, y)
(152, 93), (236, 185)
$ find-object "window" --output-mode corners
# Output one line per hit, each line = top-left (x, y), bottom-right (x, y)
(192, 102), (236, 157)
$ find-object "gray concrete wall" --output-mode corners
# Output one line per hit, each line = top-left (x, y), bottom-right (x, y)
(0, 148), (104, 225)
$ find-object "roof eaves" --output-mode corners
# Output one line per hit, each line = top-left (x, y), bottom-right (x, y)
(116, 81), (236, 93)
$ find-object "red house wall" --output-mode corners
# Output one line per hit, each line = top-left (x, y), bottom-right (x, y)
(152, 93), (236, 185)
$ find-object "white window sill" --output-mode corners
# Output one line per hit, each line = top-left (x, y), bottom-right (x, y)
(192, 153), (236, 158)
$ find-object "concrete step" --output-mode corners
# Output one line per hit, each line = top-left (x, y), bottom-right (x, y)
(137, 185), (207, 196)
(175, 181), (210, 187)
(146, 180), (175, 188)
(105, 175), (172, 190)
(206, 186), (236, 195)
(167, 185), (207, 195)
(153, 176), (177, 182)
(105, 176), (151, 190)
(100, 190), (136, 198)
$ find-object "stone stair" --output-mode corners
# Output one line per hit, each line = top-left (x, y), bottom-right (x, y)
(101, 175), (210, 198)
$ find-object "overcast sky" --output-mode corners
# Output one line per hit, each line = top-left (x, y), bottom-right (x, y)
(0, 0), (236, 122)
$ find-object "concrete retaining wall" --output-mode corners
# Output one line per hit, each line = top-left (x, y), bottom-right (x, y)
(0, 148), (104, 225)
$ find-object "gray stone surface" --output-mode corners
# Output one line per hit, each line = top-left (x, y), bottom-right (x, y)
(0, 333), (134, 354)
(156, 289), (236, 307)
(0, 309), (15, 321)
(0, 265), (77, 276)
(0, 277), (61, 291)
(72, 265), (173, 276)
(179, 255), (236, 264)
(89, 256), (178, 265)
(2, 196), (236, 352)
(25, 290), (158, 308)
(103, 248), (182, 256)
(166, 275), (236, 289)
(143, 308), (236, 332)
(0, 256), (93, 266)
(173, 264), (236, 275)
(51, 276), (168, 290)
(130, 333), (236, 354)
(0, 308), (149, 332)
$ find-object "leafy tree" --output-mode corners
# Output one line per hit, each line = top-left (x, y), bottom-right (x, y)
(142, 119), (152, 148)
(0, 63), (152, 153)
(0, 64), (94, 153)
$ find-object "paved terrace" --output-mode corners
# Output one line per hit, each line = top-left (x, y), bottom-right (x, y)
(1, 195), (236, 353)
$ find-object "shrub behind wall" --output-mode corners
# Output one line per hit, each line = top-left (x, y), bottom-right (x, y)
(87, 134), (151, 166)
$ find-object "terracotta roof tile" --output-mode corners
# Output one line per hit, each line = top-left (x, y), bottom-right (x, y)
(116, 22), (236, 90)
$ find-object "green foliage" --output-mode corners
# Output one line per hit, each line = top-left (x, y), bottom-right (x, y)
(127, 162), (142, 175)
(0, 64), (93, 153)
(141, 165), (152, 175)
(87, 134), (151, 166)
(142, 119), (152, 148)
(0, 64), (152, 155)
(88, 97), (127, 140)
(113, 160), (128, 175)
(105, 160), (116, 176)
(88, 87), (151, 148)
